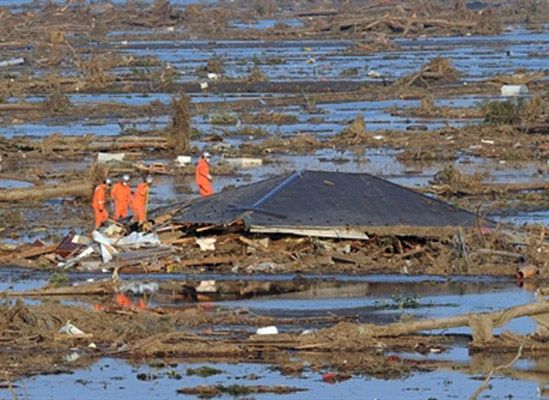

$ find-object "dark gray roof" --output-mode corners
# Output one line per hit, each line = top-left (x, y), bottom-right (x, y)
(173, 170), (484, 236)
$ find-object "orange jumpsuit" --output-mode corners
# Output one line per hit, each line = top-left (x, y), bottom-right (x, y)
(111, 182), (132, 220)
(132, 182), (149, 224)
(92, 183), (108, 229)
(195, 158), (214, 197)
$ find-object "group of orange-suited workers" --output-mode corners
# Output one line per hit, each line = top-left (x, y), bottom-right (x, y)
(92, 153), (215, 229)
(92, 175), (153, 229)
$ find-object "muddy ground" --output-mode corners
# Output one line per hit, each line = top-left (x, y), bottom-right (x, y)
(0, 0), (548, 399)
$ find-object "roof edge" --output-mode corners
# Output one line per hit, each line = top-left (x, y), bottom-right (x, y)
(250, 224), (483, 238)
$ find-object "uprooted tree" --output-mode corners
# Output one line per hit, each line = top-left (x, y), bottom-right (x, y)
(167, 93), (192, 154)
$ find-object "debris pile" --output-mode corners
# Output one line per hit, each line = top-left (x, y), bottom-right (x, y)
(346, 34), (399, 53)
(312, 1), (503, 37)
(0, 214), (424, 273)
(398, 57), (461, 87)
(338, 113), (368, 143)
(430, 165), (485, 196)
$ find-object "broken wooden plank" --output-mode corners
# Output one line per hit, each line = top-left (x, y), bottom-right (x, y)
(177, 256), (234, 268)
(0, 244), (58, 264)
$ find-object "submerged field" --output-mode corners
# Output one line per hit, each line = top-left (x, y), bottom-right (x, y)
(0, 0), (548, 399)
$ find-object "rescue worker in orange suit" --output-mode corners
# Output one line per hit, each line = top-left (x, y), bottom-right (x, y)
(111, 174), (132, 221)
(195, 152), (214, 197)
(133, 175), (152, 225)
(92, 178), (111, 229)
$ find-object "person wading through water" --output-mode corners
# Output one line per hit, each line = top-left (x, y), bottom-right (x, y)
(195, 152), (214, 197)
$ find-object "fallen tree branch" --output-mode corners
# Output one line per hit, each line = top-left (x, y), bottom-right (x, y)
(357, 301), (549, 344)
(469, 341), (525, 400)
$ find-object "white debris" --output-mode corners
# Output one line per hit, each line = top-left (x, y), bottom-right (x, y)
(58, 321), (86, 337)
(64, 352), (81, 363)
(71, 234), (92, 246)
(207, 72), (219, 80)
(116, 232), (161, 249)
(0, 57), (25, 68)
(224, 157), (263, 169)
(100, 243), (116, 263)
(256, 326), (278, 335)
(196, 280), (217, 293)
(57, 246), (95, 269)
(119, 281), (159, 295)
(175, 155), (192, 167)
(501, 84), (528, 96)
(367, 70), (382, 78)
(200, 81), (209, 90)
(93, 230), (116, 247)
(104, 224), (124, 236)
(246, 262), (278, 273)
(195, 237), (217, 251)
(97, 152), (125, 164)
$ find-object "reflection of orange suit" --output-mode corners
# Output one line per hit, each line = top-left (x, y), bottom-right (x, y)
(111, 182), (132, 220)
(92, 183), (108, 229)
(132, 182), (149, 224)
(195, 159), (213, 197)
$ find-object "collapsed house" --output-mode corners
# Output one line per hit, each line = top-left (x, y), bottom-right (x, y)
(171, 170), (485, 238)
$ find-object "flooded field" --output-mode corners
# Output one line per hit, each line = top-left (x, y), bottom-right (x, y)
(0, 0), (548, 399)
(2, 272), (549, 399)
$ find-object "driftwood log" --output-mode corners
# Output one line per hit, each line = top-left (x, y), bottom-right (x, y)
(0, 181), (92, 202)
(357, 301), (549, 346)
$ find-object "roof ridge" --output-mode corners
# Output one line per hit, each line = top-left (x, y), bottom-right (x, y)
(250, 170), (302, 209)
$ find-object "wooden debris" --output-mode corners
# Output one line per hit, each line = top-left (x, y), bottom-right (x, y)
(0, 244), (58, 264)
(5, 281), (118, 297)
(0, 182), (92, 202)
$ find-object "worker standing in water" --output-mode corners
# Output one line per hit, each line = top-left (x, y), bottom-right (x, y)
(195, 152), (214, 197)
(111, 174), (132, 221)
(92, 178), (111, 229)
(133, 175), (152, 225)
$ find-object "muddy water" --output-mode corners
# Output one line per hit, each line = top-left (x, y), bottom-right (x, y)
(9, 357), (549, 400)
(0, 270), (540, 335)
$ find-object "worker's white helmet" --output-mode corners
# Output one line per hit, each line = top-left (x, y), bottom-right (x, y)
(202, 152), (211, 159)
(146, 176), (153, 184)
(122, 174), (130, 182)
(105, 178), (112, 185)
